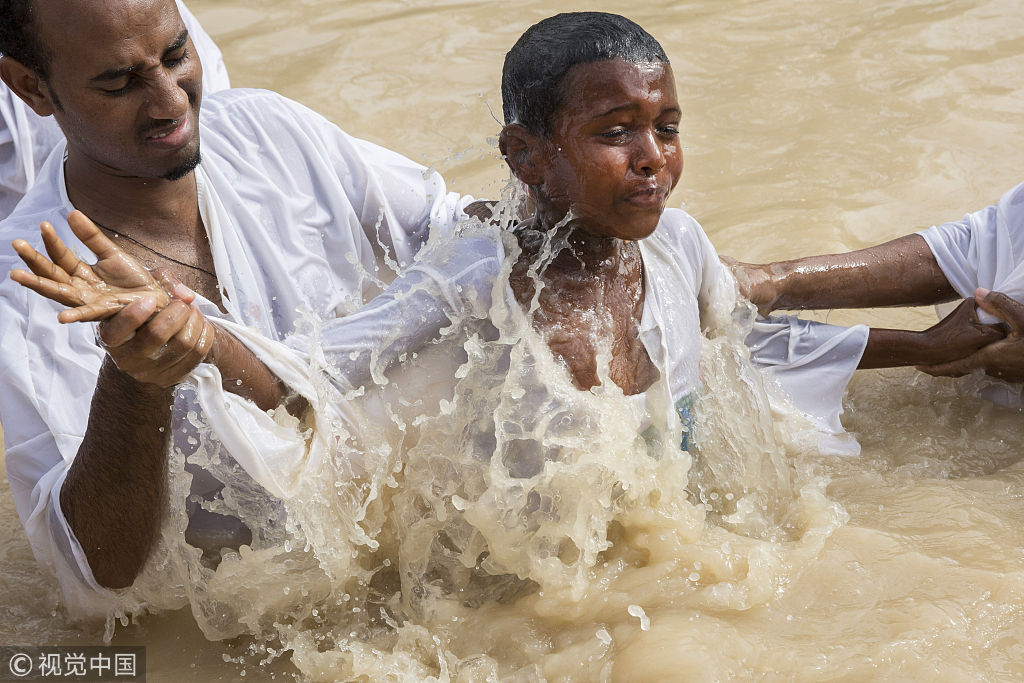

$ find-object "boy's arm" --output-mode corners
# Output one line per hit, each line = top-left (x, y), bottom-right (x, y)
(737, 234), (958, 314)
(858, 298), (1006, 369)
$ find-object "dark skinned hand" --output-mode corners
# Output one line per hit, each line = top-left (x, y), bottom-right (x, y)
(918, 288), (1024, 382)
(10, 210), (214, 387)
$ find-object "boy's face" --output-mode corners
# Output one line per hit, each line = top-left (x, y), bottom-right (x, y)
(536, 58), (682, 241)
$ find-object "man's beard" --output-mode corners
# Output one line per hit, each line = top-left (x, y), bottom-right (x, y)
(162, 146), (202, 181)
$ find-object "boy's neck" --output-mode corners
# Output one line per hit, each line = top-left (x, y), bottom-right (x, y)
(531, 215), (635, 276)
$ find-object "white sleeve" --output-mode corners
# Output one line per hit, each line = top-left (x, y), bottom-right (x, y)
(214, 91), (473, 268)
(917, 182), (1024, 316)
(190, 230), (503, 497)
(745, 316), (868, 455)
(309, 230), (502, 391)
(175, 0), (231, 93)
(0, 275), (122, 619)
(691, 224), (868, 455)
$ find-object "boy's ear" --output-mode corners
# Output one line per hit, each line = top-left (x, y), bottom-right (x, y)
(0, 56), (57, 117)
(499, 123), (544, 186)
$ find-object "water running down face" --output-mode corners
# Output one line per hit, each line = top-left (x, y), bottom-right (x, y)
(511, 57), (684, 243)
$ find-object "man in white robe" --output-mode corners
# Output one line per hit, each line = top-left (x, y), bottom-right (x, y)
(0, 0), (496, 621)
(0, 0), (230, 219)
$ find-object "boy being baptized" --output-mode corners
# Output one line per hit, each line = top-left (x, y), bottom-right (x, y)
(495, 11), (1001, 451)
(498, 12), (864, 451)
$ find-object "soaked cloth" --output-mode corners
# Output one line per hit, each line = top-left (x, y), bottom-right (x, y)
(918, 180), (1024, 403)
(0, 0), (231, 219)
(200, 208), (869, 511)
(0, 88), (478, 620)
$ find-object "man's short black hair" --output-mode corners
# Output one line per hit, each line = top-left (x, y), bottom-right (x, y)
(501, 12), (669, 137)
(0, 0), (50, 77)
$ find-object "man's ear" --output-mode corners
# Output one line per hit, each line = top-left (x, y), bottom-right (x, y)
(0, 56), (57, 117)
(499, 123), (544, 186)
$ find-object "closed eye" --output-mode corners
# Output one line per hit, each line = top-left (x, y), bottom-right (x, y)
(163, 47), (189, 68)
(101, 80), (135, 97)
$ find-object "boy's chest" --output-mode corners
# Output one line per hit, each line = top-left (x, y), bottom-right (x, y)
(523, 270), (659, 394)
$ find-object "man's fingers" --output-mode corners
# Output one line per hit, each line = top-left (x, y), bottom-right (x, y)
(152, 315), (215, 384)
(916, 357), (975, 378)
(57, 301), (130, 324)
(976, 288), (1024, 336)
(97, 297), (160, 347)
(66, 210), (126, 263)
(10, 268), (88, 308)
(12, 237), (75, 285)
(119, 300), (193, 357)
(153, 267), (197, 303)
(102, 303), (213, 387)
(38, 221), (104, 285)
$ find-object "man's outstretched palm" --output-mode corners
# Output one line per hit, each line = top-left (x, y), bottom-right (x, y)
(10, 210), (170, 323)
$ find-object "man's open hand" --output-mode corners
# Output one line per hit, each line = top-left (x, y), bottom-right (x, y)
(11, 210), (216, 386)
(10, 210), (172, 323)
(722, 256), (777, 316)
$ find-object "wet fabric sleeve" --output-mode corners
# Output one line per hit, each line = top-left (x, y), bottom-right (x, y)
(191, 232), (506, 497)
(297, 231), (503, 392)
(695, 224), (869, 455)
(917, 181), (1024, 322)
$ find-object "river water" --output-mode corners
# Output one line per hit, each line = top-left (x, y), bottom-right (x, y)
(2, 0), (1024, 681)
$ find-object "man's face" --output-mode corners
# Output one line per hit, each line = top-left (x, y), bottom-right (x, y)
(536, 58), (683, 241)
(35, 0), (203, 181)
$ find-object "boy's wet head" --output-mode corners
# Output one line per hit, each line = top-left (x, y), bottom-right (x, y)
(502, 12), (669, 137)
(500, 13), (682, 242)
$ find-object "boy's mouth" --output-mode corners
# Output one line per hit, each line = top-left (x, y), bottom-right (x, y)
(624, 184), (669, 208)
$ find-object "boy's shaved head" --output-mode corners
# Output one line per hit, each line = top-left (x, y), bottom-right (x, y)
(0, 0), (49, 76)
(502, 12), (669, 136)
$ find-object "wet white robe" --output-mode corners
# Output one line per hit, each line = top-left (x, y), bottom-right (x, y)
(0, 88), (477, 619)
(199, 208), (870, 512)
(918, 180), (1024, 403)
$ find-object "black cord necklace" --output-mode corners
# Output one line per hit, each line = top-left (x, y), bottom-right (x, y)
(92, 220), (217, 279)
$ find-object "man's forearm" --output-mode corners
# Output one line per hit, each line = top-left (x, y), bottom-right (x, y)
(764, 234), (958, 311)
(60, 356), (173, 589)
(207, 326), (285, 412)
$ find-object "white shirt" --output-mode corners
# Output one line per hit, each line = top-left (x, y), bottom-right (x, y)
(918, 180), (1024, 403)
(0, 87), (477, 619)
(0, 0), (231, 219)
(919, 181), (1024, 312)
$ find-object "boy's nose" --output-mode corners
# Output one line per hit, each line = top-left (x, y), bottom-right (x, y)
(633, 130), (666, 175)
